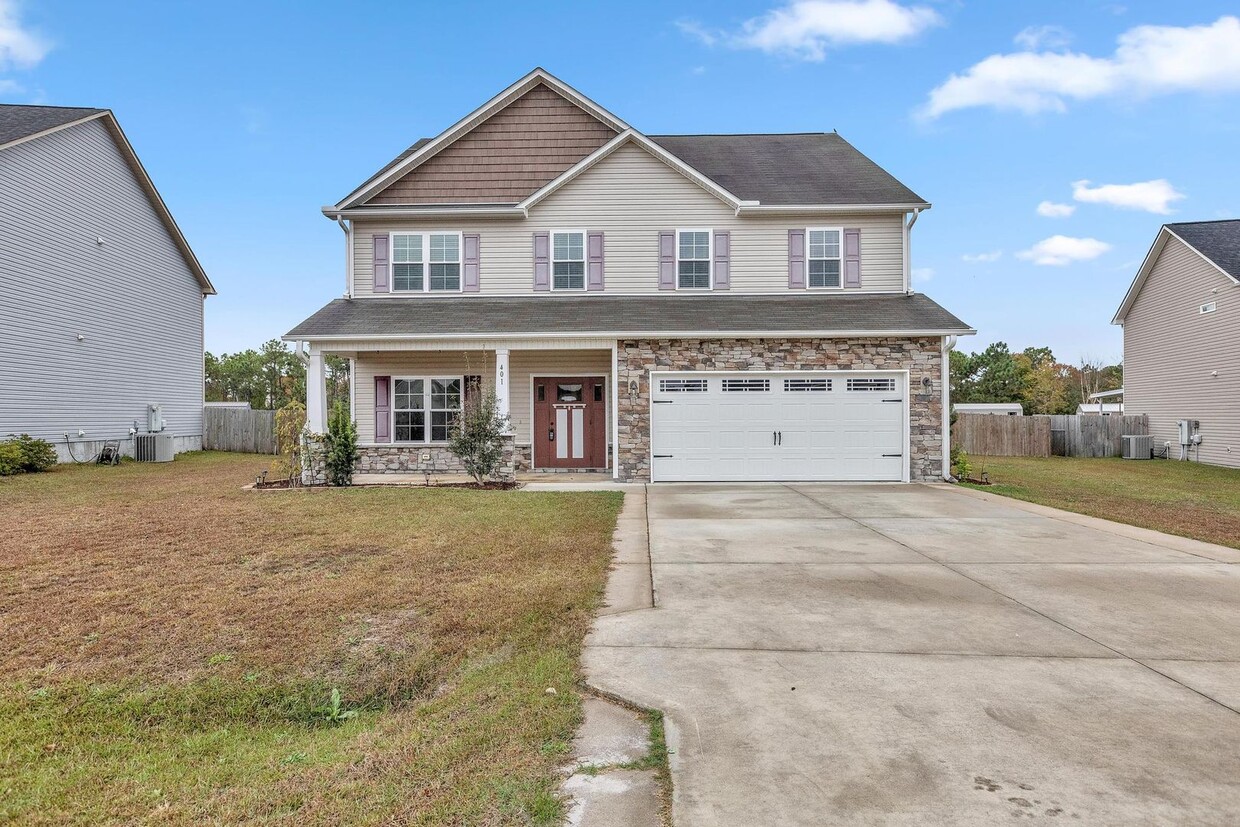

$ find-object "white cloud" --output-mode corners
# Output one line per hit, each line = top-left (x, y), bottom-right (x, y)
(1016, 235), (1111, 266)
(962, 250), (1002, 263)
(0, 0), (48, 70)
(911, 267), (934, 283)
(1036, 200), (1076, 218)
(681, 0), (941, 62)
(919, 15), (1240, 118)
(1071, 178), (1185, 214)
(1014, 25), (1071, 51)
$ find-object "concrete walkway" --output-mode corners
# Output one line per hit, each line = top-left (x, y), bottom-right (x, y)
(583, 483), (1240, 826)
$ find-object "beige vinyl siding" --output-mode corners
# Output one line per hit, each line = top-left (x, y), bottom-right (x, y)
(353, 349), (612, 446)
(1123, 236), (1240, 467)
(351, 143), (906, 297)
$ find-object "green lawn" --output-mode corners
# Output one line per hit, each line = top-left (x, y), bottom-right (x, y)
(964, 455), (1240, 549)
(0, 452), (623, 825)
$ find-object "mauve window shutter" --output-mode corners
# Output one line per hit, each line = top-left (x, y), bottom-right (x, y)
(533, 232), (550, 291)
(788, 230), (806, 289)
(372, 235), (390, 293)
(464, 375), (482, 407)
(844, 228), (861, 288)
(587, 231), (605, 291)
(658, 231), (676, 290)
(713, 230), (731, 290)
(463, 233), (480, 292)
(374, 376), (391, 443)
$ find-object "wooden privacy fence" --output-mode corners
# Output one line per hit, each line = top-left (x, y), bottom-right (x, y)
(952, 414), (1051, 457)
(952, 413), (1150, 458)
(203, 407), (276, 454)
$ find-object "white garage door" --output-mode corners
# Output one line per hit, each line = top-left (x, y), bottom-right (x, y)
(650, 371), (907, 482)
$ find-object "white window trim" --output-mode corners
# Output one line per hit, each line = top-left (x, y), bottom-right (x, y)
(806, 226), (844, 291)
(391, 374), (464, 444)
(389, 231), (465, 294)
(550, 229), (588, 291)
(675, 228), (713, 290)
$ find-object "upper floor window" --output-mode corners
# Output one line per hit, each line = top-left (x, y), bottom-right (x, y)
(807, 228), (842, 289)
(391, 232), (461, 292)
(552, 231), (585, 290)
(677, 230), (711, 289)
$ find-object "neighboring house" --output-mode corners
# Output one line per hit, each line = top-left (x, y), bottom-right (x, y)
(1077, 391), (1124, 416)
(1113, 220), (1240, 467)
(954, 403), (1023, 416)
(0, 105), (214, 462)
(286, 69), (973, 483)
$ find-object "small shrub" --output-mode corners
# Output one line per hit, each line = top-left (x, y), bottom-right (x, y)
(323, 687), (357, 724)
(950, 445), (972, 481)
(322, 402), (359, 486)
(0, 434), (57, 475)
(271, 401), (306, 482)
(448, 389), (511, 484)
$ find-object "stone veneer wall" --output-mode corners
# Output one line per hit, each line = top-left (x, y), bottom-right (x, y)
(302, 436), (519, 484)
(615, 337), (945, 483)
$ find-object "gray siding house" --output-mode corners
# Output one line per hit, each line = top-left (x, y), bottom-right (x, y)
(1113, 220), (1240, 467)
(0, 105), (214, 462)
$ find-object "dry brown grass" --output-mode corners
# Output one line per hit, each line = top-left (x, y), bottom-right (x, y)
(0, 452), (622, 824)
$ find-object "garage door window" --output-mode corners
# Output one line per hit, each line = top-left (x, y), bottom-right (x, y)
(846, 377), (896, 392)
(659, 378), (708, 392)
(721, 378), (771, 392)
(785, 377), (831, 392)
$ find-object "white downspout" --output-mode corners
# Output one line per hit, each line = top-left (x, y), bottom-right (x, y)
(337, 217), (352, 298)
(941, 334), (957, 481)
(904, 208), (921, 294)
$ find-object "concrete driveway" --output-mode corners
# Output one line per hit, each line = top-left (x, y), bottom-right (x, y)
(584, 483), (1240, 826)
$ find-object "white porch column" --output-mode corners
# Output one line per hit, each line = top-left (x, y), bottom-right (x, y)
(494, 347), (512, 432)
(306, 349), (327, 433)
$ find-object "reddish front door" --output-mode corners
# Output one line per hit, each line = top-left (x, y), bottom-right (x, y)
(533, 377), (607, 469)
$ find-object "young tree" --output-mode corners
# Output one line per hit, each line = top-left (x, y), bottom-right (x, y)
(448, 389), (512, 484)
(323, 402), (359, 486)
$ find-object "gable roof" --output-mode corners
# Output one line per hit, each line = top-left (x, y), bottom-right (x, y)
(326, 69), (929, 218)
(0, 105), (214, 295)
(1113, 220), (1240, 324)
(649, 133), (926, 207)
(335, 68), (629, 210)
(0, 104), (106, 148)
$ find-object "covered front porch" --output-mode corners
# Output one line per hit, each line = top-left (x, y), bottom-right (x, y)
(303, 337), (620, 478)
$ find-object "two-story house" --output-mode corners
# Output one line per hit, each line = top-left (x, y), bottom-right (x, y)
(0, 104), (213, 462)
(1113, 220), (1240, 467)
(286, 69), (973, 483)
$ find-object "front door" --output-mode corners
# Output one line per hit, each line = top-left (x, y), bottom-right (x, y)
(534, 377), (607, 469)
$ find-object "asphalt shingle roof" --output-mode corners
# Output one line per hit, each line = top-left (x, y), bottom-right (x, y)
(649, 133), (926, 206)
(1167, 220), (1240, 281)
(0, 104), (105, 148)
(286, 293), (971, 339)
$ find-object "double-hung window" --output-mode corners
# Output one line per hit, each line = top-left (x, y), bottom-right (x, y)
(552, 231), (585, 290)
(391, 232), (462, 292)
(807, 228), (842, 288)
(393, 376), (462, 442)
(677, 230), (711, 289)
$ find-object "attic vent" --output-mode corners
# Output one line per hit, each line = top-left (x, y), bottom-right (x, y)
(1201, 301), (1217, 315)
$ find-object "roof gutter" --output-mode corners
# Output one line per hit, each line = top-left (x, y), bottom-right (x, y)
(736, 203), (931, 215)
(283, 327), (977, 343)
(322, 205), (527, 220)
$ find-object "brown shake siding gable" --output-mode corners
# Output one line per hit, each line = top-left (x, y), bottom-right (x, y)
(366, 84), (617, 205)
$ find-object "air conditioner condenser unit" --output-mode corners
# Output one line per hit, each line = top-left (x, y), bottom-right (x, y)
(1121, 434), (1153, 460)
(135, 433), (175, 462)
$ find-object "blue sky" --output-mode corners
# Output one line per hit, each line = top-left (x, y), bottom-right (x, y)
(4, 1), (1239, 364)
